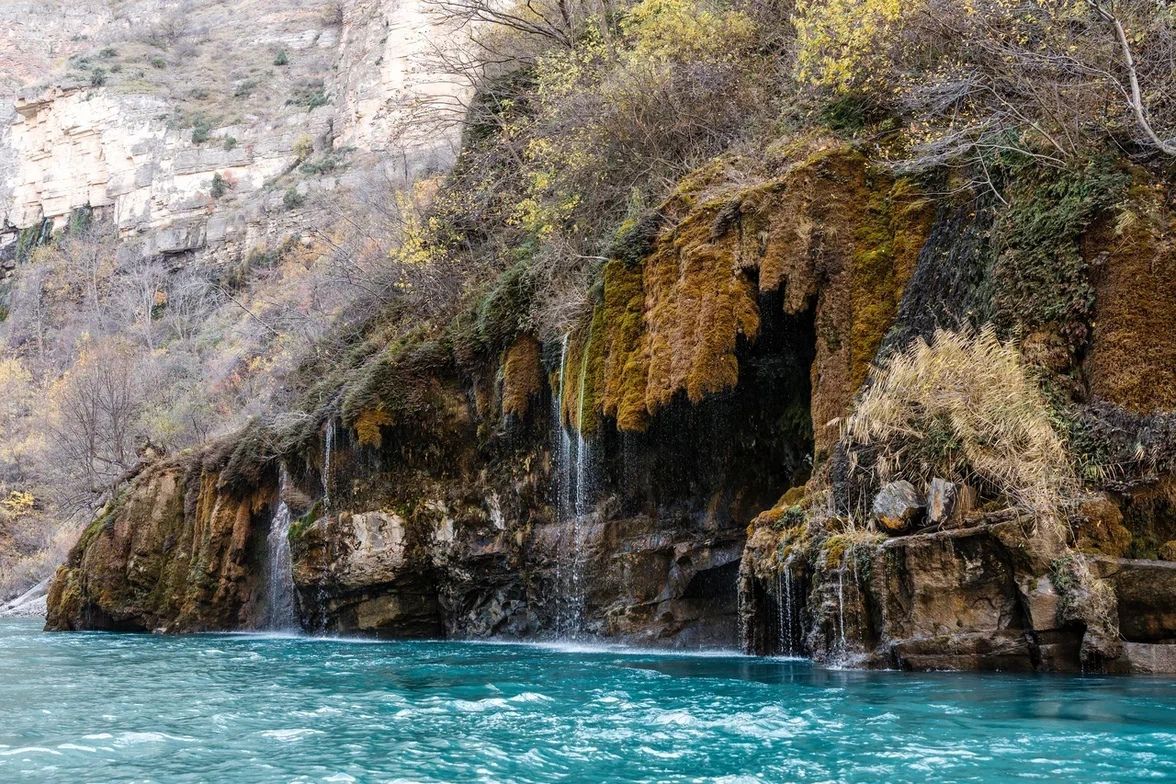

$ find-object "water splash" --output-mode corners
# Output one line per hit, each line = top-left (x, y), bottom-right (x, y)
(262, 465), (297, 631)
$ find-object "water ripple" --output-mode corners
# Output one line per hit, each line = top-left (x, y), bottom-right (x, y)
(1, 619), (1174, 783)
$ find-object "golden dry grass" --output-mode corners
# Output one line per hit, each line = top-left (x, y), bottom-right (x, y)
(843, 326), (1076, 539)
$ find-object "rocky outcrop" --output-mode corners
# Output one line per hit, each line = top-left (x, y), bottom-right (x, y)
(45, 457), (275, 632)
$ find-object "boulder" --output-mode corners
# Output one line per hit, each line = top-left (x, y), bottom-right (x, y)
(873, 480), (924, 533)
(926, 478), (975, 527)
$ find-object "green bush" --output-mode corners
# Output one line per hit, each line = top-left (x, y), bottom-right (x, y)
(191, 118), (211, 145)
(149, 55), (167, 69)
(90, 68), (107, 87)
(288, 80), (328, 110)
(223, 136), (238, 151)
(273, 49), (289, 66)
(210, 173), (228, 199)
(283, 188), (305, 210)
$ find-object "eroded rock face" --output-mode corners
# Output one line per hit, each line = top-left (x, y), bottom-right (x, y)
(806, 523), (1086, 672)
(45, 459), (272, 632)
(0, 0), (460, 262)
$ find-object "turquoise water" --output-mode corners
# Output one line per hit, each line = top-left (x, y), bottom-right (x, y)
(2, 619), (1175, 783)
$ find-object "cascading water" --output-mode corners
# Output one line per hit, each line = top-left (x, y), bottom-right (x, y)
(836, 566), (847, 662)
(322, 418), (336, 511)
(553, 336), (574, 521)
(262, 465), (297, 630)
(573, 322), (594, 517)
(550, 330), (597, 638)
(776, 564), (799, 657)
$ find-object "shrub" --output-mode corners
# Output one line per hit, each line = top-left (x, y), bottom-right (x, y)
(292, 135), (314, 162)
(273, 49), (289, 66)
(99, 47), (118, 58)
(283, 188), (305, 210)
(233, 78), (260, 98)
(223, 136), (238, 151)
(210, 173), (228, 199)
(149, 55), (167, 69)
(191, 118), (211, 145)
(841, 327), (1075, 537)
(288, 81), (328, 110)
(90, 68), (107, 87)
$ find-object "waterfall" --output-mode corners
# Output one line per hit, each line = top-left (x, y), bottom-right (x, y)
(573, 321), (594, 517)
(553, 335), (573, 520)
(836, 567), (847, 661)
(776, 571), (785, 654)
(322, 418), (336, 511)
(263, 465), (297, 630)
(550, 330), (598, 638)
(777, 564), (798, 657)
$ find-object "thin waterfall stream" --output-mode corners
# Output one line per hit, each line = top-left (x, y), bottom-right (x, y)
(262, 465), (296, 631)
(322, 418), (336, 512)
(550, 331), (597, 638)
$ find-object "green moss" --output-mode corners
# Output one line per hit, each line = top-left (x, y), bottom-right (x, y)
(607, 210), (664, 267)
(74, 488), (130, 555)
(822, 530), (885, 571)
(849, 174), (931, 390)
(215, 420), (280, 496)
(288, 500), (323, 542)
(991, 159), (1130, 337)
(338, 332), (450, 430)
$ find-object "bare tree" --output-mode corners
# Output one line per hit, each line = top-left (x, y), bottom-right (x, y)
(1088, 0), (1176, 155)
(46, 341), (143, 504)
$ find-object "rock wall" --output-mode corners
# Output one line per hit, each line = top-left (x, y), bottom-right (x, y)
(0, 0), (460, 261)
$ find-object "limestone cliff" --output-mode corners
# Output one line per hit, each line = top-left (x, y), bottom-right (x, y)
(0, 0), (457, 262)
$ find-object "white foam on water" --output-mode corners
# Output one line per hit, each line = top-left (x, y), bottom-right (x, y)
(113, 732), (195, 746)
(0, 747), (61, 757)
(260, 729), (324, 742)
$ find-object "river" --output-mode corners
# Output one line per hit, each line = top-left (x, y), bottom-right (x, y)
(1, 619), (1174, 782)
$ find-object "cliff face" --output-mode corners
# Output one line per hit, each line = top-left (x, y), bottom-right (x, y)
(0, 0), (454, 263)
(42, 130), (1176, 671)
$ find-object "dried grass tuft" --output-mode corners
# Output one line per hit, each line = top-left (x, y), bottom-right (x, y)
(842, 326), (1076, 539)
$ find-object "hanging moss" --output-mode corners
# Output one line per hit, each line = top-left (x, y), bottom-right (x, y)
(641, 181), (761, 413)
(848, 176), (934, 392)
(594, 261), (649, 431)
(1083, 173), (1176, 414)
(353, 408), (394, 448)
(339, 335), (450, 430)
(501, 333), (543, 420)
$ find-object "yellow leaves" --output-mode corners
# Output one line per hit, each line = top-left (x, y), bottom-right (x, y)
(1, 490), (36, 516)
(393, 188), (446, 266)
(621, 0), (758, 64)
(794, 0), (913, 92)
(293, 134), (314, 162)
(354, 407), (393, 448)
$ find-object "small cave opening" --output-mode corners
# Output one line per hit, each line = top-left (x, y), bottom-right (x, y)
(598, 287), (817, 525)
